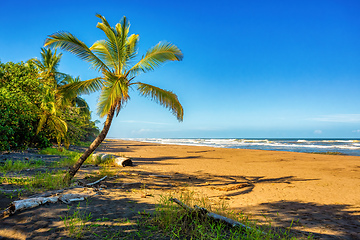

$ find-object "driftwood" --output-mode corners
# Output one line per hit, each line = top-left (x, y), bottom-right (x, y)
(28, 189), (65, 198)
(0, 193), (89, 219)
(86, 176), (107, 186)
(170, 198), (264, 234)
(114, 157), (133, 167)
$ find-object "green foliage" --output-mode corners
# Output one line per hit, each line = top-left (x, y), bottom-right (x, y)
(61, 202), (92, 239)
(45, 14), (183, 120)
(0, 170), (69, 192)
(0, 56), (99, 150)
(0, 61), (51, 150)
(0, 159), (45, 173)
(144, 191), (306, 240)
(39, 147), (83, 167)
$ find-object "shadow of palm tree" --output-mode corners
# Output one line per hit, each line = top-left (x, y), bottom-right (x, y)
(236, 201), (360, 240)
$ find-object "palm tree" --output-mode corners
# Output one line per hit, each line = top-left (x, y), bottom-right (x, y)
(30, 48), (67, 88)
(44, 14), (183, 181)
(58, 75), (90, 116)
(35, 89), (68, 147)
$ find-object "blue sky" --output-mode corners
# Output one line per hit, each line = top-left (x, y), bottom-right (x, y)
(1, 0), (360, 138)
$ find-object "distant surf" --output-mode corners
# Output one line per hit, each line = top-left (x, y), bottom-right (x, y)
(117, 138), (360, 156)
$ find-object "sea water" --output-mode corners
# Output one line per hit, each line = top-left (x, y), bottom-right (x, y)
(119, 138), (360, 156)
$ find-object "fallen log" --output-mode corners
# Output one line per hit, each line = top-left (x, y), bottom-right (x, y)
(114, 157), (133, 167)
(0, 193), (89, 219)
(170, 198), (264, 234)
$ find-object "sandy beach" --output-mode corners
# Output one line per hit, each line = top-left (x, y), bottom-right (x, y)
(1, 139), (359, 239)
(98, 139), (360, 239)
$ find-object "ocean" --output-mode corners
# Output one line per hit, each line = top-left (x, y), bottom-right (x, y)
(120, 138), (360, 156)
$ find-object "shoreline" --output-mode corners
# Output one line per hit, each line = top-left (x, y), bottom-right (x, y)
(110, 138), (360, 156)
(97, 139), (360, 238)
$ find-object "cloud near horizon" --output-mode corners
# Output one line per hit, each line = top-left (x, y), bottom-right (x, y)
(311, 114), (360, 123)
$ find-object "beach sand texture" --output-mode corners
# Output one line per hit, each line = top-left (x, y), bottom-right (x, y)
(99, 140), (360, 239)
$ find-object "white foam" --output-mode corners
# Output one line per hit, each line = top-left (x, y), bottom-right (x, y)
(118, 138), (360, 154)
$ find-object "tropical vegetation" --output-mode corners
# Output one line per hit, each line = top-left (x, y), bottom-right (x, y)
(44, 14), (184, 181)
(0, 50), (99, 151)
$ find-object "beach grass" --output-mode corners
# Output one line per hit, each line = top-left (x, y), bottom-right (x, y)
(0, 159), (45, 173)
(0, 170), (70, 193)
(61, 202), (93, 239)
(137, 190), (311, 240)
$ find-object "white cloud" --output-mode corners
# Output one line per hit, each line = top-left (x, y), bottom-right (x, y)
(311, 114), (360, 123)
(352, 130), (360, 133)
(314, 130), (322, 134)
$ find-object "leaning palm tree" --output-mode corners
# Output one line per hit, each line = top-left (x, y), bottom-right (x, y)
(45, 14), (183, 181)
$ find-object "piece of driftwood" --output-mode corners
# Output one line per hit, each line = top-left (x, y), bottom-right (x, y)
(86, 176), (107, 186)
(101, 154), (114, 162)
(170, 198), (264, 234)
(114, 157), (133, 167)
(0, 193), (89, 219)
(28, 189), (65, 198)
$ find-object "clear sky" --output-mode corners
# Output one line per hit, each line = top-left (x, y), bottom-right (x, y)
(1, 0), (360, 138)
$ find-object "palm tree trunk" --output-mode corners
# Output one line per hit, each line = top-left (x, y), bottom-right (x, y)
(65, 105), (116, 182)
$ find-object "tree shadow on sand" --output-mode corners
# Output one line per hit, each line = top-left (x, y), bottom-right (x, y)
(1, 163), (357, 240)
(0, 191), (161, 239)
(236, 201), (360, 240)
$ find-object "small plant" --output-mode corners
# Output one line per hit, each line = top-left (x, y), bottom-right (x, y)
(40, 147), (83, 167)
(141, 191), (307, 239)
(61, 202), (92, 239)
(0, 170), (70, 193)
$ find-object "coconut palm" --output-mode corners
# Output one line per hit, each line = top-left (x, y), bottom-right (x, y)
(30, 48), (67, 88)
(44, 14), (183, 181)
(58, 75), (90, 115)
(30, 49), (91, 147)
(35, 89), (68, 147)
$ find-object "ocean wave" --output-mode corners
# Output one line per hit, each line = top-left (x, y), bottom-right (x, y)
(118, 138), (360, 155)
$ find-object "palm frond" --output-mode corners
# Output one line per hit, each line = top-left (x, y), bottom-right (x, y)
(95, 16), (119, 69)
(124, 34), (139, 66)
(29, 58), (45, 71)
(74, 96), (90, 115)
(40, 48), (62, 73)
(136, 82), (183, 121)
(115, 16), (130, 73)
(44, 32), (109, 72)
(49, 116), (68, 136)
(58, 77), (104, 99)
(97, 74), (129, 117)
(95, 15), (130, 74)
(90, 40), (117, 70)
(127, 42), (183, 77)
(36, 114), (48, 134)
